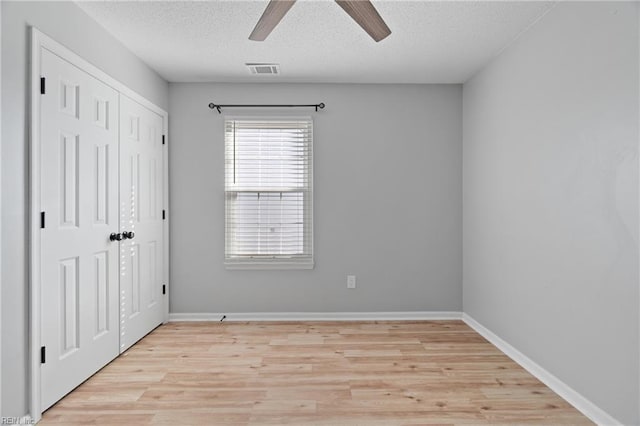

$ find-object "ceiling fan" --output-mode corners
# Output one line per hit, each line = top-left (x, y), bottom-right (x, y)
(249, 0), (391, 42)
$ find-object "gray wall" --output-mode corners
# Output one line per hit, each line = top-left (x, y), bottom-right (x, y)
(463, 2), (639, 424)
(1, 1), (168, 416)
(169, 83), (462, 314)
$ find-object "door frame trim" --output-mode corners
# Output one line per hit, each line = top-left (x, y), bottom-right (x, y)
(29, 27), (169, 422)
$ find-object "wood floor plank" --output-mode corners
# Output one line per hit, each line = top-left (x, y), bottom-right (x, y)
(40, 321), (592, 425)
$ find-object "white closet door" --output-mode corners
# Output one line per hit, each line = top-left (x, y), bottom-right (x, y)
(40, 48), (120, 410)
(119, 94), (165, 352)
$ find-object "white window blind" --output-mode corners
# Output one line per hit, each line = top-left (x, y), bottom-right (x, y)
(224, 118), (313, 269)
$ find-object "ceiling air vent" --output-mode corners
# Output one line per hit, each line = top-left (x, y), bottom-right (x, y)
(246, 63), (280, 75)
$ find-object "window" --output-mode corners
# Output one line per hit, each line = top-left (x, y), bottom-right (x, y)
(224, 118), (313, 269)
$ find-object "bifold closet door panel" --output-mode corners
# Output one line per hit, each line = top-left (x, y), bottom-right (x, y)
(39, 48), (120, 410)
(119, 94), (165, 352)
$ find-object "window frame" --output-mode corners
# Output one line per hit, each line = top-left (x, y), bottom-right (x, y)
(223, 116), (314, 270)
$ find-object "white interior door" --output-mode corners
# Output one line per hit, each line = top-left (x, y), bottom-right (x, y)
(40, 48), (120, 410)
(119, 94), (165, 352)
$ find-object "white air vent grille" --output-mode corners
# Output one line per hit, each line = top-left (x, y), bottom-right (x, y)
(246, 63), (280, 75)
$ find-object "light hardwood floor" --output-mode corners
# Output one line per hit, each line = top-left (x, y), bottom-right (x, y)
(41, 321), (592, 425)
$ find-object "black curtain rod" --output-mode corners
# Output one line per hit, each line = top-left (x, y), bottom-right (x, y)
(208, 103), (325, 114)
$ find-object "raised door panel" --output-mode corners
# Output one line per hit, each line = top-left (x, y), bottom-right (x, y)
(40, 48), (120, 410)
(119, 94), (164, 352)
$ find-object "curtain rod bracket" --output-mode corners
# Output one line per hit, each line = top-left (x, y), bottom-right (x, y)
(208, 103), (324, 114)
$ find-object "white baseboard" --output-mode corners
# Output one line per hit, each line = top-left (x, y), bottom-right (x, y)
(169, 311), (462, 322)
(462, 313), (621, 426)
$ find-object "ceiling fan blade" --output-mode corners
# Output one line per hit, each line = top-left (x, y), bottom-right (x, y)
(335, 0), (391, 42)
(249, 0), (296, 41)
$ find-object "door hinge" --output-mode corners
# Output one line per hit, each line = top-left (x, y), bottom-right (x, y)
(162, 284), (166, 295)
(40, 211), (46, 229)
(162, 135), (166, 145)
(40, 77), (46, 95)
(40, 346), (46, 364)
(162, 210), (166, 220)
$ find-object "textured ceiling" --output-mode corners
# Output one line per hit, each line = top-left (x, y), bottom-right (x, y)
(76, 0), (555, 84)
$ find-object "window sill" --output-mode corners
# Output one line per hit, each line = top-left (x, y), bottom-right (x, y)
(225, 260), (314, 270)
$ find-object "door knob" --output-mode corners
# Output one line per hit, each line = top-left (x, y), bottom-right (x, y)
(109, 232), (123, 241)
(123, 231), (135, 240)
